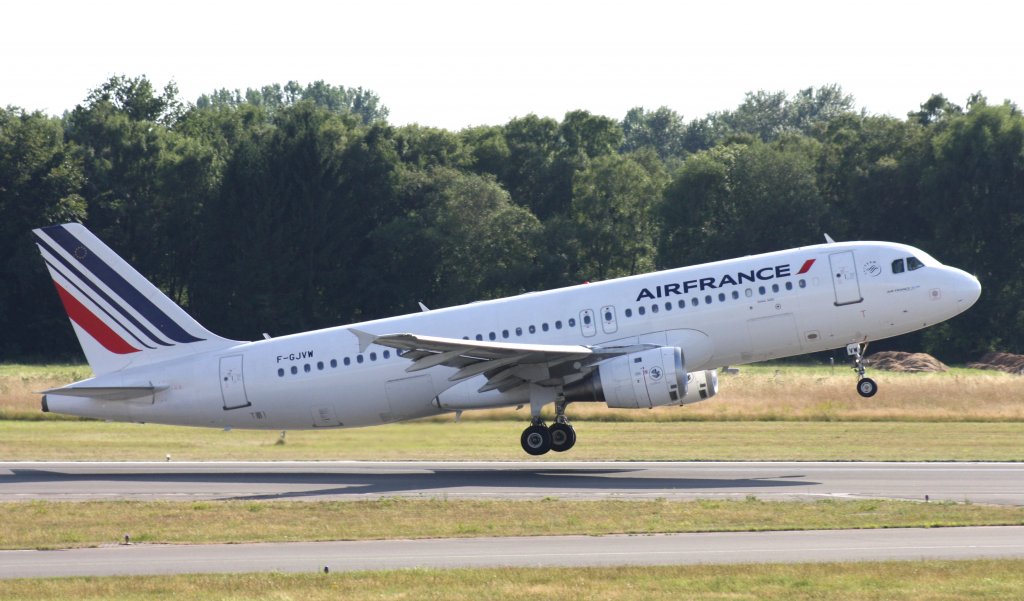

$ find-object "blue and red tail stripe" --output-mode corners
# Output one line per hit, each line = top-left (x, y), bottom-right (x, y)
(33, 225), (204, 348)
(52, 281), (140, 354)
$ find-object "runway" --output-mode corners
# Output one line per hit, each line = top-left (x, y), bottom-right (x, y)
(1, 461), (1023, 504)
(3, 461), (1022, 578)
(3, 527), (1024, 578)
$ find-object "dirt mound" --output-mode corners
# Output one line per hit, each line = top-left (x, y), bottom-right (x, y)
(967, 352), (1024, 374)
(863, 351), (948, 372)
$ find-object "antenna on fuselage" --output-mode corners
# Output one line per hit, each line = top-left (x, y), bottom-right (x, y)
(418, 302), (430, 312)
(824, 233), (836, 244)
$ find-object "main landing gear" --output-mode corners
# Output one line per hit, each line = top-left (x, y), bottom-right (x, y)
(847, 342), (878, 398)
(520, 398), (576, 456)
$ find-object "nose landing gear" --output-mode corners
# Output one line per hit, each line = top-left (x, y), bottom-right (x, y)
(847, 342), (877, 398)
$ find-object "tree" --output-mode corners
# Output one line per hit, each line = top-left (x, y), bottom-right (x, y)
(0, 108), (86, 358)
(659, 141), (825, 267)
(568, 151), (666, 280)
(621, 106), (687, 161)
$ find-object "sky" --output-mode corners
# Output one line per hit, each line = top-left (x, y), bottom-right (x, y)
(4, 0), (1022, 130)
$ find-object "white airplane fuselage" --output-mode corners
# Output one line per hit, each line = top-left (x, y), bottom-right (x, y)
(44, 240), (981, 432)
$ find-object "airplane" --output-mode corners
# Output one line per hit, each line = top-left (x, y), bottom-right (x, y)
(34, 223), (981, 455)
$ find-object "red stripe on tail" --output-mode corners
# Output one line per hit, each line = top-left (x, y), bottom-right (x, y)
(797, 259), (816, 275)
(53, 281), (140, 354)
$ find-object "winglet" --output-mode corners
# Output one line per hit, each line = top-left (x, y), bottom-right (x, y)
(349, 328), (378, 353)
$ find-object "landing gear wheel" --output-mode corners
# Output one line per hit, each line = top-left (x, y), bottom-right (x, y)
(857, 377), (878, 398)
(549, 422), (576, 452)
(521, 424), (552, 455)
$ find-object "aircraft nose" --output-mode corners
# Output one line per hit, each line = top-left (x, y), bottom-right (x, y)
(954, 269), (982, 308)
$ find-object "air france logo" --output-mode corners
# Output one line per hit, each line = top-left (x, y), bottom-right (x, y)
(649, 366), (663, 381)
(635, 260), (815, 302)
(863, 261), (881, 277)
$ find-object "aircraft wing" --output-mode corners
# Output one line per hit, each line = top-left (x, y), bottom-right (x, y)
(350, 329), (652, 393)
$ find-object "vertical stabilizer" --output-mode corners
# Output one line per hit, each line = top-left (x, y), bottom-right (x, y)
(33, 223), (241, 375)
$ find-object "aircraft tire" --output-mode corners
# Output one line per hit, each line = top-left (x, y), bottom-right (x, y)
(857, 377), (878, 398)
(521, 424), (552, 455)
(549, 422), (576, 452)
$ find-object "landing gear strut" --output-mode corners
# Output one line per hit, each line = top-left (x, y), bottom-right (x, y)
(519, 387), (576, 455)
(847, 342), (877, 398)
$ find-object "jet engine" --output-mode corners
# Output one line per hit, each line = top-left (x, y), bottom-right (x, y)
(563, 347), (718, 409)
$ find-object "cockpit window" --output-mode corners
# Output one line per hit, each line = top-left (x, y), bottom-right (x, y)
(892, 259), (905, 274)
(907, 256), (925, 271)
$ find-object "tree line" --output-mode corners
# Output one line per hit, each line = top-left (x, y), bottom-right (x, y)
(2, 77), (1021, 363)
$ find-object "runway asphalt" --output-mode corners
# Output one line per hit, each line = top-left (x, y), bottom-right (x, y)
(1, 460), (1022, 504)
(3, 527), (1023, 578)
(2, 461), (1022, 578)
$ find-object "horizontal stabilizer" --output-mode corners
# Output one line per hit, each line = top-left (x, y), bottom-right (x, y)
(39, 385), (166, 401)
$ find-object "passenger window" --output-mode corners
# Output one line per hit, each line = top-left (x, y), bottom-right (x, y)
(705, 295), (712, 304)
(745, 289), (753, 298)
(502, 329), (509, 338)
(331, 359), (338, 368)
(907, 257), (924, 271)
(475, 334), (483, 341)
(357, 355), (364, 364)
(604, 310), (613, 321)
(489, 332), (496, 341)
(759, 286), (766, 295)
(542, 323), (549, 332)
(799, 279), (807, 288)
(625, 308), (633, 318)
(383, 351), (390, 359)
(892, 259), (905, 274)
(691, 297), (699, 306)
(555, 320), (562, 329)
(317, 361), (324, 370)
(304, 364), (311, 373)
(569, 318), (576, 327)
(585, 314), (593, 324)
(772, 283), (779, 293)
(277, 368), (284, 377)
(291, 366), (298, 375)
(529, 325), (536, 334)
(731, 290), (739, 300)
(718, 293), (726, 302)
(785, 282), (793, 291)
(638, 306), (646, 315)
(516, 327), (523, 336)
(678, 300), (686, 309)
(651, 304), (659, 314)
(369, 352), (377, 361)
(344, 357), (351, 366)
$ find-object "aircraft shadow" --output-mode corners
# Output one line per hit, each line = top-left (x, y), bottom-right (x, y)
(1, 467), (814, 501)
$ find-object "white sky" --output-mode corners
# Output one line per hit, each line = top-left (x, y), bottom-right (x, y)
(4, 0), (1022, 130)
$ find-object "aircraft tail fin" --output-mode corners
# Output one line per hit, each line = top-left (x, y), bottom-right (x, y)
(32, 223), (241, 376)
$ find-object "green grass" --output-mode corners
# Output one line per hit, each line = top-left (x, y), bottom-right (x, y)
(3, 561), (1024, 600)
(2, 497), (1022, 550)
(1, 419), (1022, 461)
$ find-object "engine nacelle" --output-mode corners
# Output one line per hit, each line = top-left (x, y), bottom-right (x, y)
(563, 347), (687, 409)
(680, 369), (719, 405)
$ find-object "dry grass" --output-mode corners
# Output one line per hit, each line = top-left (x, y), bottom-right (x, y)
(2, 498), (1022, 550)
(437, 364), (1024, 423)
(4, 362), (1023, 423)
(3, 561), (1024, 600)
(0, 364), (91, 420)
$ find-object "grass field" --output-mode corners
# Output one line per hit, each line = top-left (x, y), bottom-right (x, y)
(3, 561), (1023, 600)
(2, 497), (1022, 550)
(1, 419), (1022, 461)
(3, 363), (1024, 422)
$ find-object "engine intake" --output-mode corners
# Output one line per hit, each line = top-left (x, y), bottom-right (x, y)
(564, 347), (718, 409)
